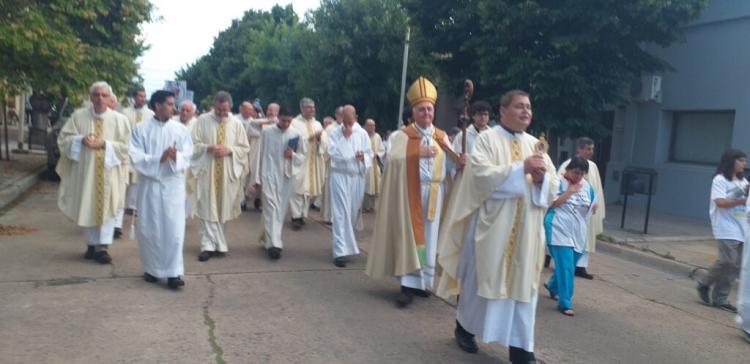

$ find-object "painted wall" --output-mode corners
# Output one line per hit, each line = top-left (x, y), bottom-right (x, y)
(605, 1), (750, 220)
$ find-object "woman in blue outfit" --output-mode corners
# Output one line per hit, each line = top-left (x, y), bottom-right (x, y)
(544, 156), (596, 316)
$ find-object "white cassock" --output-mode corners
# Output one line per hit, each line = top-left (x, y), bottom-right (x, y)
(290, 115), (325, 219)
(56, 107), (130, 246)
(319, 122), (340, 223)
(258, 125), (307, 249)
(328, 124), (372, 258)
(401, 124), (447, 290)
(363, 132), (385, 210)
(240, 116), (264, 202)
(121, 106), (155, 209)
(438, 127), (558, 352)
(129, 118), (193, 278)
(558, 158), (606, 268)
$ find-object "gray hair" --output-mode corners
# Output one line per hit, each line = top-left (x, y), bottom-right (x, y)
(89, 81), (113, 95)
(299, 97), (315, 109)
(213, 91), (233, 107)
(576, 136), (594, 149)
(179, 100), (195, 111)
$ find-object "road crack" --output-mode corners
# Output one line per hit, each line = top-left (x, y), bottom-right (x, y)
(203, 274), (225, 364)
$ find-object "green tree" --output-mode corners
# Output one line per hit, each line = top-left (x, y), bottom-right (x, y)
(401, 0), (707, 138)
(176, 5), (303, 111)
(0, 0), (153, 100)
(297, 0), (432, 129)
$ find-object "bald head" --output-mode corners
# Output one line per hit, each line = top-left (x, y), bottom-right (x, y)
(365, 118), (376, 134)
(240, 101), (256, 119)
(266, 103), (280, 118)
(342, 105), (357, 127)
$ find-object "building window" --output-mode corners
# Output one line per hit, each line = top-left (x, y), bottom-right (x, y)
(670, 111), (734, 165)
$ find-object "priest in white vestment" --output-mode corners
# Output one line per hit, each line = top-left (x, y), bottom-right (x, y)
(320, 109), (343, 224)
(366, 77), (458, 308)
(437, 90), (559, 364)
(329, 106), (372, 268)
(557, 137), (605, 279)
(129, 91), (192, 289)
(191, 91), (250, 261)
(363, 118), (385, 213)
(56, 81), (131, 264)
(257, 108), (306, 260)
(175, 100), (197, 217)
(289, 97), (325, 229)
(239, 101), (274, 211)
(117, 87), (154, 233)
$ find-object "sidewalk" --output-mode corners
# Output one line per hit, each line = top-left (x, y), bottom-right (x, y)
(599, 202), (718, 275)
(0, 138), (48, 211)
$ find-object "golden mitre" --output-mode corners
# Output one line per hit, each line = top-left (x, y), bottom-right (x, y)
(406, 76), (437, 107)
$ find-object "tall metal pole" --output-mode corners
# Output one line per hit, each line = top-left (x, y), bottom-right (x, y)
(396, 27), (410, 128)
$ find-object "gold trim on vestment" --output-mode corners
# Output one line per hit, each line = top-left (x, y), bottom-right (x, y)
(505, 138), (523, 285)
(94, 119), (104, 226)
(214, 121), (226, 212)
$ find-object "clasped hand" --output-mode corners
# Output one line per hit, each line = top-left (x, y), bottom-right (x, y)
(160, 143), (178, 163)
(83, 134), (105, 150)
(208, 145), (231, 158)
(355, 151), (364, 162)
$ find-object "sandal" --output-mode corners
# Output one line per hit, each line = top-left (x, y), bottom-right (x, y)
(543, 283), (557, 300)
(559, 307), (575, 317)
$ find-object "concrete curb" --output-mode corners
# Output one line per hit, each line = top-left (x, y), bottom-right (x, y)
(0, 166), (45, 211)
(597, 240), (702, 278)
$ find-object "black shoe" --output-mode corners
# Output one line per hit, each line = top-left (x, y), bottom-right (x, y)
(575, 267), (594, 280)
(333, 257), (346, 268)
(167, 277), (185, 290)
(543, 254), (551, 268)
(94, 250), (112, 264)
(267, 247), (282, 260)
(241, 202), (248, 211)
(291, 218), (303, 230)
(412, 288), (431, 298)
(310, 204), (320, 211)
(696, 283), (711, 305)
(715, 303), (738, 313)
(214, 252), (226, 258)
(84, 246), (95, 260)
(396, 286), (414, 308)
(198, 251), (213, 262)
(254, 198), (262, 211)
(509, 346), (538, 364)
(125, 208), (134, 216)
(454, 321), (478, 353)
(113, 228), (122, 240)
(143, 272), (158, 283)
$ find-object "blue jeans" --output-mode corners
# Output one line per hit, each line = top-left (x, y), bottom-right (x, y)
(546, 245), (582, 310)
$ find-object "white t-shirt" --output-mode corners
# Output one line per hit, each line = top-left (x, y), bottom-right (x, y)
(710, 174), (748, 243)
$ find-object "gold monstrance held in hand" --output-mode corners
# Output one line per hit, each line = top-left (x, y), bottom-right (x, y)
(535, 132), (549, 156)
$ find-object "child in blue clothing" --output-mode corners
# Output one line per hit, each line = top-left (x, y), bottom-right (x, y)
(544, 156), (596, 316)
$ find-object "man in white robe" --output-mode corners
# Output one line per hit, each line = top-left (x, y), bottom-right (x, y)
(174, 100), (197, 217)
(437, 90), (558, 364)
(556, 137), (605, 279)
(119, 87), (154, 229)
(452, 100), (491, 161)
(363, 118), (385, 213)
(320, 109), (344, 224)
(366, 77), (458, 308)
(289, 97), (325, 229)
(257, 108), (306, 260)
(329, 106), (372, 267)
(239, 101), (277, 211)
(191, 91), (250, 261)
(129, 90), (193, 289)
(56, 81), (130, 264)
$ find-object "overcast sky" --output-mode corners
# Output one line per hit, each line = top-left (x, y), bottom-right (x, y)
(138, 0), (320, 95)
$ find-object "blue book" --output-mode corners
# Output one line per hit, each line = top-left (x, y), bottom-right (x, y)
(287, 136), (300, 152)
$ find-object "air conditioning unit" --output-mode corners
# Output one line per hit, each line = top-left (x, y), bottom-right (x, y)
(629, 75), (662, 103)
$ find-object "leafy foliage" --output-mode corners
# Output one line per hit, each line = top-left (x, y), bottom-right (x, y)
(0, 0), (153, 100)
(401, 0), (707, 138)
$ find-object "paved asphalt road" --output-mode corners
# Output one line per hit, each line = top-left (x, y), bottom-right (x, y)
(0, 182), (746, 363)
